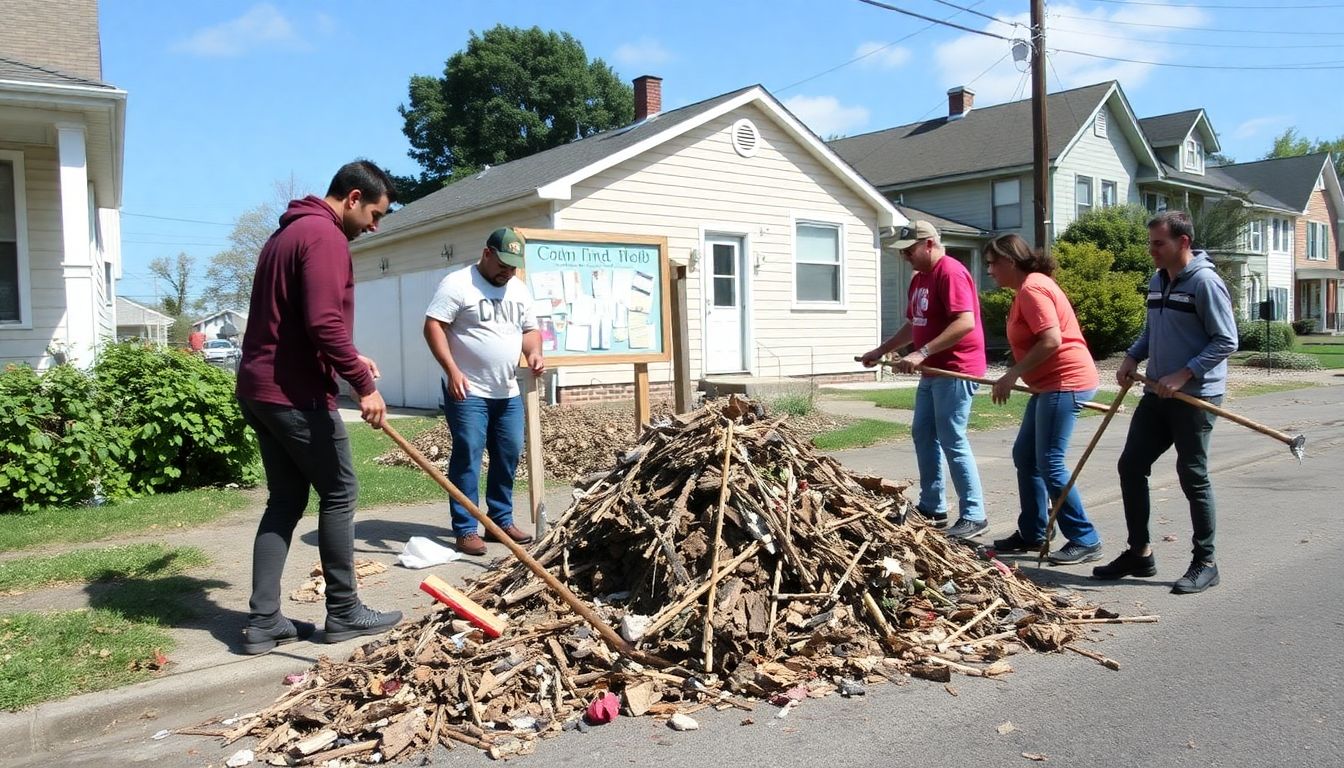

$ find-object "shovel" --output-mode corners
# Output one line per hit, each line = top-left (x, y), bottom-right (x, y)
(380, 422), (672, 668)
(1128, 373), (1306, 462)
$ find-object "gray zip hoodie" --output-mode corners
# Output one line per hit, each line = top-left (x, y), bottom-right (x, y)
(1126, 250), (1238, 398)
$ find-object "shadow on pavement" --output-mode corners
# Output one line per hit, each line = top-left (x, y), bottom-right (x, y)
(84, 573), (246, 653)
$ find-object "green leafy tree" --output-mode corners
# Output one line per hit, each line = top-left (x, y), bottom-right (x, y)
(148, 251), (194, 317)
(1058, 204), (1152, 276)
(1265, 127), (1344, 176)
(397, 25), (634, 202)
(1054, 241), (1147, 359)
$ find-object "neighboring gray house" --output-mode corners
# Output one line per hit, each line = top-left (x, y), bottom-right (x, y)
(115, 296), (171, 346)
(192, 308), (247, 342)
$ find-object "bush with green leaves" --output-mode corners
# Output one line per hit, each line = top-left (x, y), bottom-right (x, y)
(979, 287), (1013, 342)
(1236, 320), (1296, 352)
(1291, 319), (1316, 336)
(1052, 241), (1147, 359)
(0, 364), (128, 512)
(94, 342), (257, 494)
(1242, 351), (1321, 370)
(1058, 204), (1153, 277)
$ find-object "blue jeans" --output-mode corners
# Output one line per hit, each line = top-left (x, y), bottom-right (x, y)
(1013, 388), (1099, 546)
(912, 377), (986, 522)
(442, 388), (523, 537)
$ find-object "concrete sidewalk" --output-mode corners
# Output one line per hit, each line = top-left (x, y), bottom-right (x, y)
(3, 381), (1342, 766)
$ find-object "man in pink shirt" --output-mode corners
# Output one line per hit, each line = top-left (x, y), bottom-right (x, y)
(861, 220), (988, 539)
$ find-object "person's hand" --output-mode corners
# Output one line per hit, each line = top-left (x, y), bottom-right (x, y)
(992, 372), (1016, 404)
(1116, 355), (1139, 388)
(447, 368), (469, 401)
(858, 348), (884, 368)
(359, 390), (387, 429)
(527, 350), (546, 377)
(893, 348), (926, 374)
(1154, 369), (1192, 399)
(358, 355), (381, 380)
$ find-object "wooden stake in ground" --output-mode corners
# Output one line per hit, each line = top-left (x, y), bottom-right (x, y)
(703, 421), (735, 673)
(1037, 381), (1133, 566)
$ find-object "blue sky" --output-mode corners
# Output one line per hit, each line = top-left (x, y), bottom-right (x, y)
(102, 1), (1344, 308)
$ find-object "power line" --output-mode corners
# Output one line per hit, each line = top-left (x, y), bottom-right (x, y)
(1085, 0), (1344, 8)
(1049, 23), (1344, 48)
(855, 0), (1012, 40)
(1051, 47), (1344, 70)
(122, 211), (234, 226)
(1052, 12), (1344, 34)
(927, 0), (1015, 26)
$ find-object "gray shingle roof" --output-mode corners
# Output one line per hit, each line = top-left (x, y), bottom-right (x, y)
(895, 205), (988, 237)
(1138, 110), (1202, 147)
(0, 55), (112, 88)
(1218, 152), (1332, 213)
(827, 82), (1116, 189)
(369, 86), (757, 240)
(115, 297), (172, 327)
(1152, 160), (1297, 212)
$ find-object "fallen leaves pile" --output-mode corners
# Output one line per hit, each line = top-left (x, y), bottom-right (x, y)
(204, 396), (1133, 764)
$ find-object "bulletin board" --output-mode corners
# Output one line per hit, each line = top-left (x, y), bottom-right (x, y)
(516, 229), (672, 367)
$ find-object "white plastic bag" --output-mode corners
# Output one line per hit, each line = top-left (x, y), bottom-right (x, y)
(397, 536), (462, 569)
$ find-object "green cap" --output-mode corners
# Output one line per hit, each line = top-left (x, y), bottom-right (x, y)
(487, 227), (527, 268)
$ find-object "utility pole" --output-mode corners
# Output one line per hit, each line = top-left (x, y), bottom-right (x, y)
(1030, 0), (1049, 254)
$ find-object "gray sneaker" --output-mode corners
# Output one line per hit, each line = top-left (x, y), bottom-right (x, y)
(945, 518), (988, 540)
(1047, 541), (1104, 565)
(324, 605), (403, 643)
(1171, 560), (1220, 594)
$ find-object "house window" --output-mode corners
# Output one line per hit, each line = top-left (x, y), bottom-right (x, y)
(0, 157), (23, 325)
(1271, 218), (1293, 253)
(1101, 180), (1118, 208)
(992, 178), (1021, 229)
(1307, 221), (1329, 261)
(1241, 220), (1264, 253)
(1075, 175), (1093, 219)
(1184, 137), (1204, 173)
(1143, 192), (1168, 213)
(795, 222), (841, 303)
(105, 262), (114, 307)
(1094, 111), (1107, 138)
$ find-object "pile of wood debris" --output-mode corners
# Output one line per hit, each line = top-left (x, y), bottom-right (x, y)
(211, 396), (1132, 764)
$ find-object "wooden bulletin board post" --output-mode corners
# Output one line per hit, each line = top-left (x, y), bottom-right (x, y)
(514, 229), (677, 536)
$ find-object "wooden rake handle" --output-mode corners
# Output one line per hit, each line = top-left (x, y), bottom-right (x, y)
(1128, 373), (1305, 460)
(858, 357), (1119, 414)
(380, 422), (672, 668)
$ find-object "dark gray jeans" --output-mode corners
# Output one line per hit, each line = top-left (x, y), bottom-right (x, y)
(1117, 392), (1220, 563)
(239, 398), (359, 623)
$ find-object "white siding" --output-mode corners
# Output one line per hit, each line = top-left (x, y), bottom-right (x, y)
(1053, 103), (1141, 236)
(0, 144), (66, 368)
(1267, 249), (1294, 320)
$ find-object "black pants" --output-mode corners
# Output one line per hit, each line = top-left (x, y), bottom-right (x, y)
(239, 398), (359, 623)
(1117, 392), (1220, 563)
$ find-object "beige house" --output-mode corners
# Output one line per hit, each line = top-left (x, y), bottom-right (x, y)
(351, 78), (904, 408)
(0, 0), (126, 369)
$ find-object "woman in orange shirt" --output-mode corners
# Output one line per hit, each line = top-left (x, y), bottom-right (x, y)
(984, 234), (1103, 564)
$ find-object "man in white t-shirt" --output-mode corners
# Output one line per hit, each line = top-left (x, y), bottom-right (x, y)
(424, 227), (545, 555)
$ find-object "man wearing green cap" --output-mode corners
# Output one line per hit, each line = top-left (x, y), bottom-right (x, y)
(424, 227), (545, 555)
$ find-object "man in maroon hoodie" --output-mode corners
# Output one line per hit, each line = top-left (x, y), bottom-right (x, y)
(235, 160), (402, 654)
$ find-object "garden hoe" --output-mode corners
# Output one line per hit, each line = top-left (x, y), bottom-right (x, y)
(1128, 373), (1306, 462)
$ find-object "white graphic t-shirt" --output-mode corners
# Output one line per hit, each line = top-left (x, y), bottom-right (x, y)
(425, 265), (537, 399)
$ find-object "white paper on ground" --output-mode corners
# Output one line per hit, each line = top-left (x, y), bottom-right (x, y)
(397, 536), (463, 569)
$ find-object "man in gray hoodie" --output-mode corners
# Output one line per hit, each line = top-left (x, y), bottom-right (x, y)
(1093, 210), (1237, 594)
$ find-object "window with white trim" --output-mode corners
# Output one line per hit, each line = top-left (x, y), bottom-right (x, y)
(1075, 175), (1093, 219)
(1183, 137), (1204, 174)
(992, 178), (1021, 229)
(1271, 217), (1293, 253)
(1307, 221), (1329, 261)
(1143, 192), (1168, 213)
(1240, 219), (1264, 253)
(795, 222), (841, 303)
(1101, 180), (1118, 208)
(0, 158), (22, 324)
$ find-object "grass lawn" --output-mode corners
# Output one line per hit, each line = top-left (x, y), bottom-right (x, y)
(825, 388), (1029, 431)
(0, 544), (208, 592)
(339, 416), (465, 508)
(1292, 336), (1344, 369)
(0, 489), (254, 552)
(811, 420), (909, 451)
(1227, 380), (1320, 398)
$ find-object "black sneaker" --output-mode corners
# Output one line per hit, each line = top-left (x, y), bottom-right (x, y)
(945, 518), (988, 540)
(1091, 549), (1157, 580)
(324, 605), (404, 643)
(1171, 560), (1220, 594)
(991, 530), (1047, 553)
(241, 615), (315, 655)
(916, 506), (949, 529)
(1047, 541), (1104, 565)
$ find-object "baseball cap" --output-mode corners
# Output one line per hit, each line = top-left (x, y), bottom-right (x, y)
(881, 220), (940, 252)
(486, 227), (527, 268)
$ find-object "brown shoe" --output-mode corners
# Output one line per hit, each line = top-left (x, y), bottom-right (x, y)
(486, 524), (534, 545)
(455, 533), (487, 556)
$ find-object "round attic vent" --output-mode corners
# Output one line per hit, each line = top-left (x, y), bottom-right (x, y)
(730, 118), (760, 158)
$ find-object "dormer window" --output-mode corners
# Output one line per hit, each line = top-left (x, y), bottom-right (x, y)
(1184, 137), (1204, 174)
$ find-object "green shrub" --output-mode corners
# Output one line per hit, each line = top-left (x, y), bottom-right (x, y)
(1058, 204), (1153, 276)
(0, 364), (127, 512)
(1236, 320), (1296, 352)
(1242, 351), (1321, 370)
(979, 287), (1013, 341)
(94, 342), (257, 494)
(1053, 242), (1147, 359)
(1291, 319), (1316, 336)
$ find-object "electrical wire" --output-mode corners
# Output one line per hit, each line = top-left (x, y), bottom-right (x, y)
(1085, 0), (1344, 8)
(122, 211), (234, 226)
(855, 0), (1012, 40)
(1052, 12), (1344, 34)
(926, 0), (1015, 26)
(1051, 47), (1344, 70)
(1049, 24), (1344, 48)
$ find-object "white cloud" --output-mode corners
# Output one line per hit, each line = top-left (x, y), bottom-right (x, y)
(931, 4), (1208, 110)
(854, 41), (911, 70)
(171, 4), (309, 57)
(612, 37), (673, 70)
(783, 95), (870, 139)
(1233, 115), (1291, 140)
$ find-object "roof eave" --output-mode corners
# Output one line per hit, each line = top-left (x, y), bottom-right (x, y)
(351, 191), (546, 253)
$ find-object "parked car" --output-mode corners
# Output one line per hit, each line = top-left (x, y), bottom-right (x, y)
(202, 338), (240, 364)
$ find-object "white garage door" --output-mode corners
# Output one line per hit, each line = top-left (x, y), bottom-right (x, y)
(354, 276), (404, 406)
(400, 268), (450, 409)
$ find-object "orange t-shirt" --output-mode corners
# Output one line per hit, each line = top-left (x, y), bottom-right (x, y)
(1006, 272), (1099, 392)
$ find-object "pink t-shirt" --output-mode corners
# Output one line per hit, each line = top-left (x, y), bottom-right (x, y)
(907, 255), (986, 376)
(1007, 272), (1098, 392)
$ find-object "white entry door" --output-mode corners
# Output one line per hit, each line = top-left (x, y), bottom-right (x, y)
(704, 236), (747, 373)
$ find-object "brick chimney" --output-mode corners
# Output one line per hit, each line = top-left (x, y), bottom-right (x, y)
(947, 86), (975, 120)
(634, 75), (663, 122)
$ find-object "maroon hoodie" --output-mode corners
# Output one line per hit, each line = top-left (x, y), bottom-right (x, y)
(236, 195), (375, 411)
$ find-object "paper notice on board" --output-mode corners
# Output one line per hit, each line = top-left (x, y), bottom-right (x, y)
(538, 318), (557, 351)
(531, 272), (564, 301)
(632, 270), (654, 293)
(628, 287), (652, 314)
(591, 269), (612, 300)
(612, 302), (629, 342)
(611, 270), (633, 299)
(532, 299), (556, 318)
(594, 316), (612, 349)
(562, 270), (582, 303)
(628, 323), (653, 349)
(569, 295), (596, 326)
(565, 324), (590, 352)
